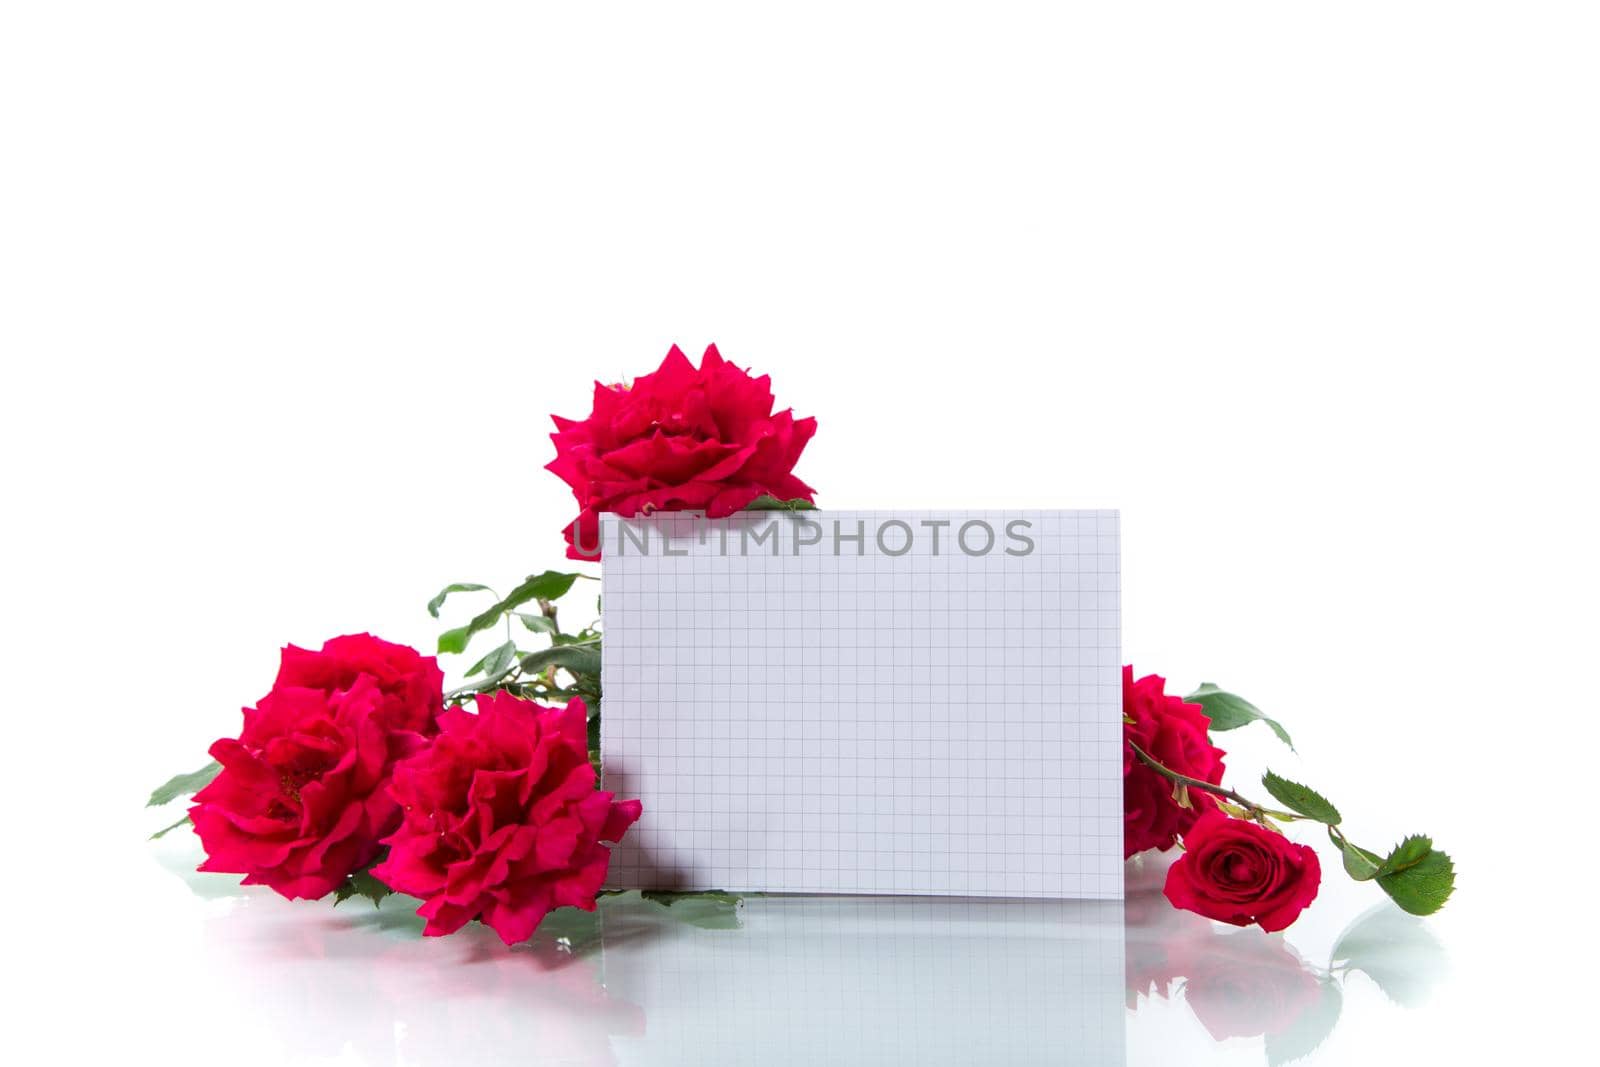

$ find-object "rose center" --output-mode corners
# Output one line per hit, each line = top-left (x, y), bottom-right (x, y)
(277, 766), (322, 804)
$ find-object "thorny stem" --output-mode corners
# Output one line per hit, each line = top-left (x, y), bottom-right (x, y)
(1126, 741), (1303, 828)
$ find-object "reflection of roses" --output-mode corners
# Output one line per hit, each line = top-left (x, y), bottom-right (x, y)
(1180, 930), (1325, 1041)
(196, 894), (643, 1067)
(1126, 915), (1208, 1008)
(371, 933), (646, 1067)
(547, 344), (818, 560)
(374, 694), (641, 944)
(1164, 811), (1321, 932)
(191, 634), (442, 899)
(1123, 666), (1227, 858)
(1127, 856), (1327, 1042)
(1125, 859), (1216, 1008)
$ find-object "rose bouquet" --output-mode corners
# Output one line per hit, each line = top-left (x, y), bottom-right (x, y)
(148, 344), (1454, 941)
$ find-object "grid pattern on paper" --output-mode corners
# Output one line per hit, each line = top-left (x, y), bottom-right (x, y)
(600, 895), (1126, 1067)
(600, 510), (1122, 899)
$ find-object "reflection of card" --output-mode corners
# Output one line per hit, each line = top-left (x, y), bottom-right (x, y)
(600, 895), (1125, 1067)
(601, 510), (1122, 899)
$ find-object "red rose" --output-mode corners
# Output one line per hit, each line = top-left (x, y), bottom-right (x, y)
(275, 632), (445, 735)
(190, 634), (443, 899)
(372, 693), (642, 945)
(1123, 665), (1227, 858)
(547, 344), (817, 560)
(1163, 810), (1322, 932)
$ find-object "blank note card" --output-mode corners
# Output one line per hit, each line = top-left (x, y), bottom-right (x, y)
(600, 510), (1122, 899)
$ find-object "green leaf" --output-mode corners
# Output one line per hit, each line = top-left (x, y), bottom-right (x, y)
(436, 571), (581, 655)
(1333, 832), (1384, 881)
(1186, 683), (1295, 750)
(519, 644), (602, 678)
(333, 868), (393, 908)
(742, 495), (817, 511)
(517, 612), (557, 634)
(464, 646), (492, 677)
(447, 643), (602, 702)
(426, 582), (493, 619)
(1377, 834), (1433, 876)
(436, 624), (475, 655)
(531, 686), (587, 701)
(149, 815), (192, 840)
(1262, 770), (1342, 824)
(465, 640), (518, 679)
(508, 569), (582, 604)
(1376, 846), (1455, 916)
(147, 760), (222, 807)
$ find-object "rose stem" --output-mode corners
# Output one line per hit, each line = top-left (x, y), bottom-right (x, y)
(1125, 741), (1302, 826)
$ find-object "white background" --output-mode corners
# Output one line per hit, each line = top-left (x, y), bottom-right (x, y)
(3, 3), (1596, 1064)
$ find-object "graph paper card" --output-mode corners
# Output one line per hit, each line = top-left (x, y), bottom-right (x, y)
(600, 510), (1122, 899)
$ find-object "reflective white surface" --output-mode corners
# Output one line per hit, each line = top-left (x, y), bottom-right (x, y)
(600, 894), (1122, 1065)
(84, 835), (1489, 1066)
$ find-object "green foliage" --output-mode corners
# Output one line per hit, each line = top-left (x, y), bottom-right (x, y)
(1376, 846), (1455, 916)
(1335, 835), (1384, 881)
(436, 570), (582, 655)
(519, 643), (601, 678)
(1261, 770), (1342, 825)
(147, 760), (221, 807)
(742, 495), (817, 511)
(1186, 683), (1294, 750)
(149, 815), (192, 840)
(333, 868), (393, 908)
(426, 582), (493, 619)
(430, 566), (601, 712)
(1376, 834), (1433, 876)
(1328, 829), (1455, 913)
(465, 640), (518, 679)
(436, 625), (474, 656)
(1214, 799), (1254, 820)
(517, 612), (557, 634)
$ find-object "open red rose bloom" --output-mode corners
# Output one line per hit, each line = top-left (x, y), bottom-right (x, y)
(1122, 666), (1227, 859)
(372, 693), (642, 945)
(1163, 810), (1322, 933)
(547, 344), (818, 559)
(189, 635), (443, 899)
